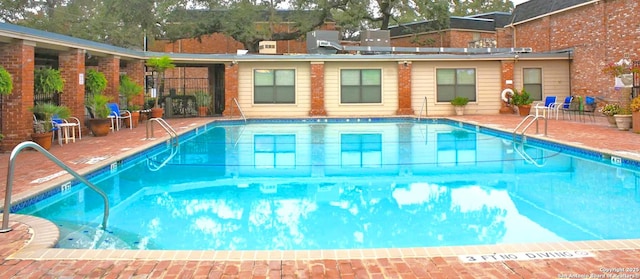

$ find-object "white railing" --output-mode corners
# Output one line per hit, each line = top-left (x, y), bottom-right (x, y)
(232, 98), (247, 122)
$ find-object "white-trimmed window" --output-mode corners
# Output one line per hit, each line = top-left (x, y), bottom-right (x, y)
(340, 69), (382, 103)
(254, 134), (296, 169)
(436, 68), (476, 102)
(254, 69), (295, 104)
(340, 134), (382, 168)
(523, 68), (542, 101)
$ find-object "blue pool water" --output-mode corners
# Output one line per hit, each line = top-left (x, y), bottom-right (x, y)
(15, 119), (640, 250)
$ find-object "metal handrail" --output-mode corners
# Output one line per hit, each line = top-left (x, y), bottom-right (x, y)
(512, 114), (547, 141)
(147, 144), (179, 172)
(418, 96), (427, 121)
(513, 142), (546, 167)
(232, 98), (247, 122)
(1, 141), (110, 232)
(146, 118), (179, 145)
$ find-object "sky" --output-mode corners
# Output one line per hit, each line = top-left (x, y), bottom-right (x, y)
(512, 0), (528, 5)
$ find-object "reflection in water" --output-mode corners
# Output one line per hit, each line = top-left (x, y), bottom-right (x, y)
(19, 122), (640, 250)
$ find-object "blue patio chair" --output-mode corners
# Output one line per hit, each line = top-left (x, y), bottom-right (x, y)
(561, 96), (575, 120)
(107, 103), (132, 131)
(582, 96), (597, 122)
(533, 96), (559, 119)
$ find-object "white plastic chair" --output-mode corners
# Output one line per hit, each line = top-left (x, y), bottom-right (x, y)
(107, 103), (132, 131)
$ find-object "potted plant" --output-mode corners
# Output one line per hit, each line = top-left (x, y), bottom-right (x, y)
(601, 103), (621, 127)
(0, 65), (13, 95)
(35, 68), (64, 96)
(614, 105), (632, 131)
(630, 97), (640, 133)
(146, 55), (175, 118)
(86, 93), (112, 136)
(0, 66), (12, 143)
(450, 96), (469, 116)
(195, 91), (211, 117)
(602, 59), (640, 88)
(119, 75), (143, 127)
(511, 88), (533, 116)
(30, 103), (71, 150)
(85, 69), (107, 95)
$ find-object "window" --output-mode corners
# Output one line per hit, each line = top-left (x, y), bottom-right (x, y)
(436, 130), (477, 166)
(436, 68), (476, 102)
(254, 69), (295, 104)
(254, 135), (296, 169)
(340, 69), (382, 103)
(340, 134), (382, 168)
(523, 68), (542, 101)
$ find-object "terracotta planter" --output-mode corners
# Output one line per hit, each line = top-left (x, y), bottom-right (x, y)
(126, 111), (140, 128)
(614, 114), (632, 131)
(517, 105), (531, 116)
(31, 132), (53, 150)
(87, 118), (111, 137)
(150, 107), (164, 118)
(633, 111), (640, 133)
(198, 106), (208, 117)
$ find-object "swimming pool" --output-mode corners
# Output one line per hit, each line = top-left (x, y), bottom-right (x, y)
(13, 118), (640, 251)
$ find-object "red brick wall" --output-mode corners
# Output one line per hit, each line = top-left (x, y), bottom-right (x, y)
(97, 56), (121, 102)
(0, 41), (35, 151)
(396, 61), (413, 115)
(392, 32), (447, 48)
(309, 62), (326, 116)
(223, 64), (239, 117)
(150, 23), (337, 54)
(59, 49), (86, 128)
(500, 61), (515, 113)
(515, 0), (640, 101)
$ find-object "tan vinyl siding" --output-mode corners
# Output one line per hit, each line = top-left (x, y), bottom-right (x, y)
(411, 61), (501, 116)
(324, 62), (398, 117)
(514, 60), (571, 102)
(237, 62), (311, 118)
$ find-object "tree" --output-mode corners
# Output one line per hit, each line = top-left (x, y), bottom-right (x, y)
(449, 0), (513, 16)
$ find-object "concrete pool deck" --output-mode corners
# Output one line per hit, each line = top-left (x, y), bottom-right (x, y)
(1, 114), (640, 278)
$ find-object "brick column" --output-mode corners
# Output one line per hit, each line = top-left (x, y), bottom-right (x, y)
(59, 49), (86, 128)
(122, 60), (146, 107)
(500, 60), (515, 114)
(309, 62), (327, 116)
(0, 40), (35, 151)
(396, 61), (414, 115)
(98, 55), (121, 102)
(223, 63), (239, 117)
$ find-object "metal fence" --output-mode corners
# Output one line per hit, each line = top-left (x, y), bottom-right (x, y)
(159, 77), (210, 118)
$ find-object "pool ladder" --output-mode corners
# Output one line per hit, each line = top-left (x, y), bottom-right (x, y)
(1, 142), (110, 233)
(512, 114), (547, 142)
(232, 97), (247, 122)
(146, 118), (179, 146)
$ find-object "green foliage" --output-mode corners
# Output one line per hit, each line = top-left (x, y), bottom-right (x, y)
(34, 68), (64, 94)
(511, 88), (533, 106)
(146, 56), (175, 73)
(450, 96), (469, 106)
(601, 103), (621, 116)
(449, 0), (514, 16)
(195, 91), (211, 107)
(0, 66), (13, 95)
(86, 93), (112, 119)
(85, 69), (107, 95)
(30, 103), (71, 133)
(119, 75), (143, 107)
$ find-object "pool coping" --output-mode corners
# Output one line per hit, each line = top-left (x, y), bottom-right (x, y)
(4, 117), (640, 261)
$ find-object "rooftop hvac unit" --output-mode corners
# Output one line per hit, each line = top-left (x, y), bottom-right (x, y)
(307, 30), (341, 54)
(259, 41), (277, 54)
(361, 30), (390, 47)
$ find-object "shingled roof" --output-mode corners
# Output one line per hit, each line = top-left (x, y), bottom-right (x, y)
(389, 12), (512, 38)
(510, 0), (593, 24)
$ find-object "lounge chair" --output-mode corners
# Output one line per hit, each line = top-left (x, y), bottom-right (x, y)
(561, 96), (576, 120)
(107, 103), (132, 131)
